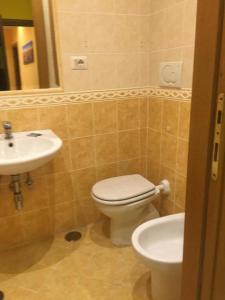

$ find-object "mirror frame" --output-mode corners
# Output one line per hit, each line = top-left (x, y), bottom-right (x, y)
(0, 0), (63, 96)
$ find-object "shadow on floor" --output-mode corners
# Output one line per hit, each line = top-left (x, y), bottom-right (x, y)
(0, 228), (85, 278)
(88, 218), (114, 248)
(132, 272), (152, 300)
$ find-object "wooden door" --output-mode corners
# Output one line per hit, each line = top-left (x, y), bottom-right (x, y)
(182, 0), (225, 299)
(0, 16), (9, 90)
(31, 0), (49, 88)
(12, 43), (21, 90)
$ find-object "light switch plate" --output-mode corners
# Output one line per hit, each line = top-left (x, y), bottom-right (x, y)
(71, 56), (88, 70)
(160, 61), (183, 88)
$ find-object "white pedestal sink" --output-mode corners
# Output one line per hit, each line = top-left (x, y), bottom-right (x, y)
(0, 129), (62, 175)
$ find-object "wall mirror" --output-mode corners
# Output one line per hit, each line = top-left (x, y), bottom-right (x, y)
(0, 0), (60, 93)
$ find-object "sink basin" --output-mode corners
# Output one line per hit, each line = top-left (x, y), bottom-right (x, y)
(0, 130), (63, 175)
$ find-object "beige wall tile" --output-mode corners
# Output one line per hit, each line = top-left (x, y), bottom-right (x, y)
(139, 17), (150, 51)
(56, 0), (87, 12)
(0, 111), (8, 134)
(88, 15), (115, 52)
(115, 53), (140, 88)
(118, 159), (142, 176)
(164, 3), (184, 49)
(95, 134), (118, 165)
(96, 163), (117, 181)
(138, 0), (151, 15)
(73, 168), (96, 199)
(150, 0), (167, 13)
(149, 12), (166, 51)
(8, 108), (39, 132)
(87, 0), (115, 13)
(140, 98), (148, 128)
(78, 197), (100, 225)
(23, 208), (53, 242)
(149, 51), (164, 87)
(48, 173), (74, 205)
(174, 203), (185, 213)
(176, 139), (189, 176)
(148, 129), (161, 163)
(39, 106), (68, 139)
(163, 47), (182, 61)
(58, 13), (88, 53)
(175, 174), (187, 209)
(118, 99), (140, 130)
(94, 101), (117, 135)
(138, 53), (150, 86)
(61, 53), (91, 92)
(43, 141), (72, 174)
(183, 0), (197, 45)
(68, 103), (93, 138)
(118, 130), (140, 160)
(0, 215), (24, 251)
(89, 54), (117, 90)
(182, 46), (195, 89)
(162, 100), (179, 136)
(70, 137), (95, 170)
(114, 16), (139, 52)
(52, 201), (76, 233)
(115, 0), (138, 14)
(147, 159), (160, 184)
(0, 175), (10, 186)
(22, 177), (49, 212)
(179, 101), (191, 139)
(140, 129), (147, 156)
(140, 156), (148, 177)
(149, 98), (163, 131)
(161, 134), (177, 169)
(0, 185), (18, 217)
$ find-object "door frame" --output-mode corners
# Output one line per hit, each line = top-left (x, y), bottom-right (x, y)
(182, 0), (225, 299)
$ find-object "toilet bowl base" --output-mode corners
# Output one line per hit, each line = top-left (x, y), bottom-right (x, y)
(110, 205), (159, 246)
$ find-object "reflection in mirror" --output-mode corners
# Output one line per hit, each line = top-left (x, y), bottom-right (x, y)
(0, 0), (59, 92)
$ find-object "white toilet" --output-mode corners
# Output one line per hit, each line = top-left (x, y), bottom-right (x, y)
(132, 213), (185, 300)
(91, 174), (170, 246)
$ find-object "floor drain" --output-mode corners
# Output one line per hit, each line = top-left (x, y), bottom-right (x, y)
(0, 291), (4, 300)
(65, 231), (82, 242)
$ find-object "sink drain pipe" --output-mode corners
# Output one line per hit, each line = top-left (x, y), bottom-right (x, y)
(11, 175), (24, 210)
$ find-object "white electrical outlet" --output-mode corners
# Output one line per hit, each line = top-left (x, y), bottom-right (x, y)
(160, 61), (183, 88)
(71, 56), (88, 70)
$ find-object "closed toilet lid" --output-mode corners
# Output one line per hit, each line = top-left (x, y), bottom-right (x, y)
(92, 174), (155, 202)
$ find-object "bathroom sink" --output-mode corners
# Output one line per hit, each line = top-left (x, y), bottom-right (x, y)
(0, 130), (62, 175)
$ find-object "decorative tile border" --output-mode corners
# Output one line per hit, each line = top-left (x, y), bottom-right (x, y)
(149, 87), (192, 100)
(0, 87), (192, 110)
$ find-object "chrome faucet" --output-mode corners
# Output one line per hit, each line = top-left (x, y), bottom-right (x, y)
(2, 121), (13, 140)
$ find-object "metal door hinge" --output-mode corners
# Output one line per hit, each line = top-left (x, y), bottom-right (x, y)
(212, 93), (224, 180)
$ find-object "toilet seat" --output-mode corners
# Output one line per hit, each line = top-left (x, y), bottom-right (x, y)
(92, 174), (156, 206)
(92, 189), (157, 206)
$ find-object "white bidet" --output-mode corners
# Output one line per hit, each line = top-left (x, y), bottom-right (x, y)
(132, 213), (185, 300)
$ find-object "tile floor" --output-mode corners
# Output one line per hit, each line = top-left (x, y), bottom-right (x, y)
(0, 219), (152, 300)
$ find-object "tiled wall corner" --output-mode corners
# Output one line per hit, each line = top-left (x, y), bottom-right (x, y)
(148, 0), (197, 88)
(146, 96), (191, 215)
